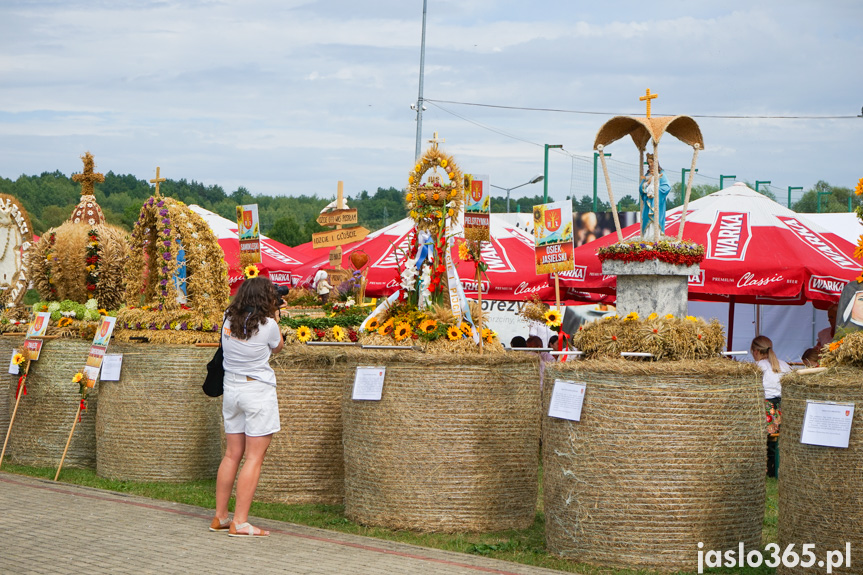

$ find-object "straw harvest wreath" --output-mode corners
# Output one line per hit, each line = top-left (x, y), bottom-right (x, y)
(405, 145), (464, 234)
(122, 195), (229, 325)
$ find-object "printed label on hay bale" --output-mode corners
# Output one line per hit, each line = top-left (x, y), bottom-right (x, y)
(801, 400), (855, 448)
(352, 366), (386, 401)
(548, 379), (586, 421)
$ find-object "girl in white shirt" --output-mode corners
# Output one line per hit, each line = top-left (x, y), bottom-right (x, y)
(750, 335), (789, 478)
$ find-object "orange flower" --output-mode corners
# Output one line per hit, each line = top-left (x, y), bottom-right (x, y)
(829, 339), (843, 352)
(72, 372), (84, 384)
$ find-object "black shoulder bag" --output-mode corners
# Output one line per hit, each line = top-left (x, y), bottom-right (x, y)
(202, 316), (226, 397)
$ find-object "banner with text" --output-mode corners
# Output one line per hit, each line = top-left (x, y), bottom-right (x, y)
(533, 200), (574, 274)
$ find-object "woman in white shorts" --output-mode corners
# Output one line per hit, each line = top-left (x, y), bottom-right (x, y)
(211, 276), (284, 537)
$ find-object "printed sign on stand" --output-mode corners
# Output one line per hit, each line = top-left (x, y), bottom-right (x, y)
(464, 174), (490, 241)
(533, 200), (574, 274)
(548, 379), (587, 421)
(236, 204), (261, 262)
(100, 354), (123, 381)
(26, 312), (51, 338)
(352, 366), (386, 401)
(800, 400), (855, 448)
(84, 316), (117, 387)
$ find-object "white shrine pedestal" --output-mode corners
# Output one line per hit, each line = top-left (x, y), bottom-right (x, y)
(602, 259), (699, 318)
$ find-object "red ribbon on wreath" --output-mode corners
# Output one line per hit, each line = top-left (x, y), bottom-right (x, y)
(78, 399), (87, 422)
(15, 375), (27, 398)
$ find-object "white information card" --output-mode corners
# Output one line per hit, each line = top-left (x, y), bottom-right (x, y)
(100, 354), (123, 381)
(548, 379), (587, 421)
(800, 400), (855, 448)
(352, 366), (386, 401)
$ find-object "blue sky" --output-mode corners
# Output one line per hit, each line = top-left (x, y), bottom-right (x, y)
(1, 0), (861, 206)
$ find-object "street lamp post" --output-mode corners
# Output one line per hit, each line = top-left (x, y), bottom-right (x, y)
(490, 175), (544, 213)
(755, 180), (771, 196)
(412, 0), (429, 161)
(787, 186), (803, 209)
(544, 144), (563, 203)
(719, 175), (736, 189)
(681, 168), (698, 200)
(592, 151), (611, 212)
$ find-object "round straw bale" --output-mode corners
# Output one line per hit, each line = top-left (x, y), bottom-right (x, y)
(95, 342), (222, 482)
(5, 339), (98, 469)
(777, 367), (863, 575)
(255, 346), (359, 504)
(342, 351), (540, 532)
(543, 359), (764, 571)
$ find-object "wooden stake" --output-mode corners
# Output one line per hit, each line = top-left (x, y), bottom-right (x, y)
(0, 379), (25, 469)
(55, 401), (83, 481)
(554, 272), (561, 311)
(476, 265), (484, 355)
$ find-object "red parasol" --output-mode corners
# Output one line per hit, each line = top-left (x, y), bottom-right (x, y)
(559, 183), (862, 308)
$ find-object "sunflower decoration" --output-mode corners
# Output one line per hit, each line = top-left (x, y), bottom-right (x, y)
(482, 328), (497, 344)
(377, 318), (394, 336)
(244, 264), (260, 279)
(418, 318), (438, 334)
(447, 325), (462, 341)
(296, 325), (312, 343)
(624, 311), (639, 322)
(57, 317), (74, 328)
(12, 353), (25, 366)
(332, 325), (346, 342)
(72, 372), (84, 384)
(366, 317), (380, 333)
(460, 322), (473, 337)
(855, 177), (863, 197)
(394, 321), (412, 342)
(544, 309), (563, 328)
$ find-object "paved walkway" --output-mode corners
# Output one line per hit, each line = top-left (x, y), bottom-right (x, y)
(0, 472), (566, 575)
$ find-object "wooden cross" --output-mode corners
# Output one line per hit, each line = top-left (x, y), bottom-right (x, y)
(71, 152), (105, 196)
(150, 166), (166, 196)
(639, 88), (658, 118)
(428, 131), (445, 150)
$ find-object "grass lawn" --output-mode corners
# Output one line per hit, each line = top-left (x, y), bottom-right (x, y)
(1, 461), (778, 574)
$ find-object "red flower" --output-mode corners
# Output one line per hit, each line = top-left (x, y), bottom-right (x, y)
(86, 284), (96, 291)
(436, 265), (445, 274)
(611, 335), (617, 341)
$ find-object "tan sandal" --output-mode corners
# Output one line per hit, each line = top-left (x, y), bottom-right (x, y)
(209, 516), (231, 532)
(228, 521), (269, 537)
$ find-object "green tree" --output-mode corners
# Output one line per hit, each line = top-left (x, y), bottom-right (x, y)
(792, 181), (859, 213)
(267, 215), (306, 246)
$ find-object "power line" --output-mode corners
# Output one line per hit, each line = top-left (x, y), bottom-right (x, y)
(425, 98), (860, 120)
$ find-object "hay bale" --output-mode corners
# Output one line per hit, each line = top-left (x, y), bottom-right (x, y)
(543, 359), (764, 571)
(4, 339), (98, 469)
(255, 347), (356, 504)
(777, 367), (863, 575)
(342, 351), (540, 532)
(95, 342), (222, 482)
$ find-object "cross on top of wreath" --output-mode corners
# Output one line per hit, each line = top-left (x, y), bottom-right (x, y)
(150, 166), (167, 197)
(71, 152), (105, 196)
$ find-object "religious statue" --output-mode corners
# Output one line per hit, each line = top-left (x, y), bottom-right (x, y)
(836, 280), (863, 334)
(640, 153), (671, 237)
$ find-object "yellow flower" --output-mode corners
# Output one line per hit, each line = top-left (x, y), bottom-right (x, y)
(624, 311), (639, 321)
(447, 326), (461, 341)
(665, 314), (675, 319)
(332, 325), (346, 342)
(460, 322), (473, 336)
(855, 177), (863, 196)
(458, 243), (470, 261)
(419, 193), (426, 201)
(410, 210), (418, 219)
(408, 176), (414, 185)
(447, 208), (454, 218)
(406, 193), (413, 202)
(394, 322), (412, 341)
(57, 317), (74, 328)
(244, 264), (260, 279)
(440, 159), (448, 168)
(366, 317), (380, 332)
(418, 319), (438, 333)
(97, 309), (107, 316)
(544, 309), (562, 327)
(12, 353), (25, 365)
(72, 372), (83, 384)
(481, 328), (493, 339)
(415, 163), (422, 172)
(377, 318), (394, 336)
(647, 313), (658, 320)
(485, 330), (497, 344)
(296, 326), (312, 343)
(685, 315), (698, 322)
(449, 171), (456, 180)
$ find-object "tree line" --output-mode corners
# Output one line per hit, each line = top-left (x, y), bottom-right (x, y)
(0, 170), (856, 247)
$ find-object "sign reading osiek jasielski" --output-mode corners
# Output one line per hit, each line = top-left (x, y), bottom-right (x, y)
(464, 174), (490, 242)
(236, 204), (261, 262)
(533, 200), (574, 275)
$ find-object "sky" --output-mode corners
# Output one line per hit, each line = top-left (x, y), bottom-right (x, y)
(1, 0), (862, 208)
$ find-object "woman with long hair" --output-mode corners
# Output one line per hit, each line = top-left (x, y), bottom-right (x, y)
(750, 335), (789, 478)
(210, 276), (284, 537)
